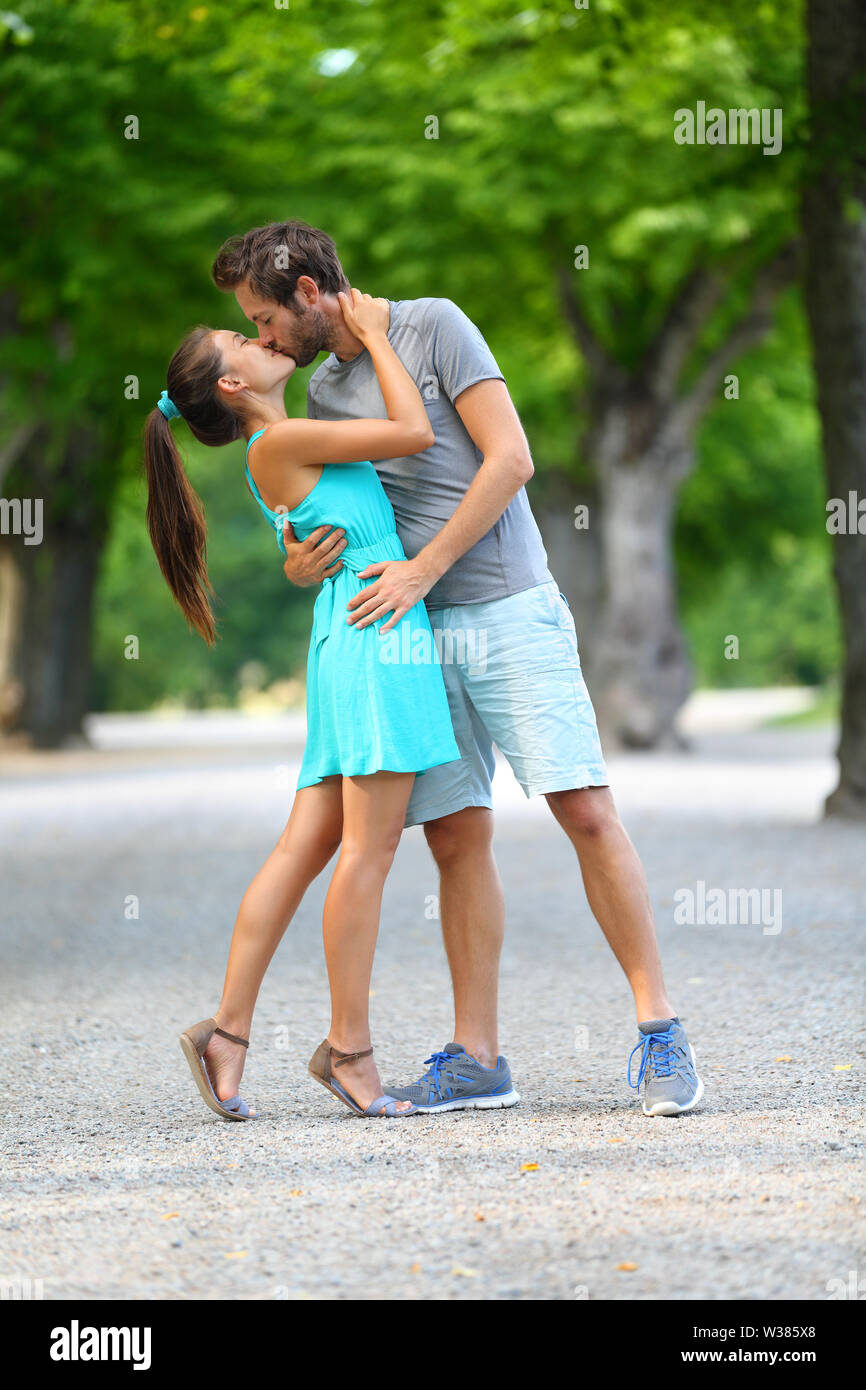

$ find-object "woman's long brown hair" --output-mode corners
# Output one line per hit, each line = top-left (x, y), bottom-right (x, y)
(143, 328), (242, 645)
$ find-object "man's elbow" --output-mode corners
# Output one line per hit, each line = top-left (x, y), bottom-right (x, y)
(510, 447), (534, 486)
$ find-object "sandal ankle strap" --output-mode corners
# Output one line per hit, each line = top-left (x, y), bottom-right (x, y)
(331, 1045), (373, 1068)
(214, 1025), (249, 1049)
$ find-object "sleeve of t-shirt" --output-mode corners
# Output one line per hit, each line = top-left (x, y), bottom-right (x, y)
(306, 381), (319, 420)
(425, 298), (505, 404)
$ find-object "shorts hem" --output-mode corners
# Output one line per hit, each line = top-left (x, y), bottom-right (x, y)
(404, 791), (494, 828)
(519, 768), (610, 799)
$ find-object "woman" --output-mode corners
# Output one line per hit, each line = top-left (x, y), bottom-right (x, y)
(144, 290), (459, 1120)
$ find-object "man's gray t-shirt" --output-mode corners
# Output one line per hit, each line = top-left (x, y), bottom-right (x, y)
(306, 297), (551, 609)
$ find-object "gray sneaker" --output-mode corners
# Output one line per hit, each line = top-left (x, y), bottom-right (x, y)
(627, 1017), (704, 1116)
(386, 1043), (520, 1113)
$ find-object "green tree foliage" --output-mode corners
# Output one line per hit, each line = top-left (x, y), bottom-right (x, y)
(0, 0), (835, 726)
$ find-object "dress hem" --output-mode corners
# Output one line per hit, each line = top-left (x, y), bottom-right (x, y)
(297, 753), (461, 790)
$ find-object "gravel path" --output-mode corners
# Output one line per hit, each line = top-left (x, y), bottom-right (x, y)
(1, 725), (863, 1301)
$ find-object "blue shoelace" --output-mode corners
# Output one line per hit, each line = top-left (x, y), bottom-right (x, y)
(627, 1029), (677, 1089)
(421, 1050), (455, 1101)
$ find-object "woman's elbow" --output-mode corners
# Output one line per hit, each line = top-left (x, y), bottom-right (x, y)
(404, 422), (435, 454)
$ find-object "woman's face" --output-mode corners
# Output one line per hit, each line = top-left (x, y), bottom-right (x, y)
(213, 330), (296, 397)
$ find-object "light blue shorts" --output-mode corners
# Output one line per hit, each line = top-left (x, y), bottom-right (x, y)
(404, 580), (609, 828)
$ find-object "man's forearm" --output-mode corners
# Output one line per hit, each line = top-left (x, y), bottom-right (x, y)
(415, 452), (533, 583)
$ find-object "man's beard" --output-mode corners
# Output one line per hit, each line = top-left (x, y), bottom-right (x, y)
(287, 304), (335, 367)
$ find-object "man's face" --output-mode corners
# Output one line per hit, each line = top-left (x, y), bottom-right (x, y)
(234, 279), (332, 369)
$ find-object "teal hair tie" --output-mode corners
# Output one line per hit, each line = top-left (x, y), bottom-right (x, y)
(157, 389), (182, 420)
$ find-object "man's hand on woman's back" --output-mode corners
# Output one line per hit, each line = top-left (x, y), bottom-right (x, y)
(281, 519), (346, 587)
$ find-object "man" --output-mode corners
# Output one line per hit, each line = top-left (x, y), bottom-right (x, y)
(213, 220), (703, 1118)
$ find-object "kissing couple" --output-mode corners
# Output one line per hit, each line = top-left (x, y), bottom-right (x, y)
(144, 219), (703, 1122)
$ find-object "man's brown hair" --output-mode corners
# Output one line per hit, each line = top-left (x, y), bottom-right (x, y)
(212, 220), (349, 305)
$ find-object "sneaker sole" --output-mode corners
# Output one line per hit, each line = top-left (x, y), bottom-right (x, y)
(412, 1088), (521, 1114)
(642, 1045), (704, 1117)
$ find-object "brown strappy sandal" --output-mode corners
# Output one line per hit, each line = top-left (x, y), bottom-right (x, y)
(307, 1040), (417, 1117)
(179, 1018), (257, 1121)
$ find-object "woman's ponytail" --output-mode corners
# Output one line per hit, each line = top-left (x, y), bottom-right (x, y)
(144, 406), (215, 645)
(143, 326), (242, 645)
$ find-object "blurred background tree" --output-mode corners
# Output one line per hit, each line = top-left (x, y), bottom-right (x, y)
(0, 0), (292, 740)
(0, 0), (858, 805)
(801, 0), (866, 817)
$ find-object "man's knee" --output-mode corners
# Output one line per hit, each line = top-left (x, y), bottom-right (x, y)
(546, 785), (618, 840)
(423, 806), (493, 867)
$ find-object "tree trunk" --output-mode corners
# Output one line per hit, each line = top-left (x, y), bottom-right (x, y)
(0, 425), (108, 747)
(593, 416), (694, 748)
(0, 529), (104, 747)
(555, 250), (796, 750)
(535, 471), (603, 674)
(802, 0), (866, 818)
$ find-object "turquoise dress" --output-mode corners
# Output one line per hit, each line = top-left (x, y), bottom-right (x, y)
(245, 430), (460, 789)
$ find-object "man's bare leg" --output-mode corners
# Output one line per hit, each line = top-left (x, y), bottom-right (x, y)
(423, 806), (504, 1070)
(545, 785), (673, 1022)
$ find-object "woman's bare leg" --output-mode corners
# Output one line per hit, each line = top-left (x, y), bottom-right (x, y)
(204, 778), (343, 1101)
(321, 771), (415, 1113)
